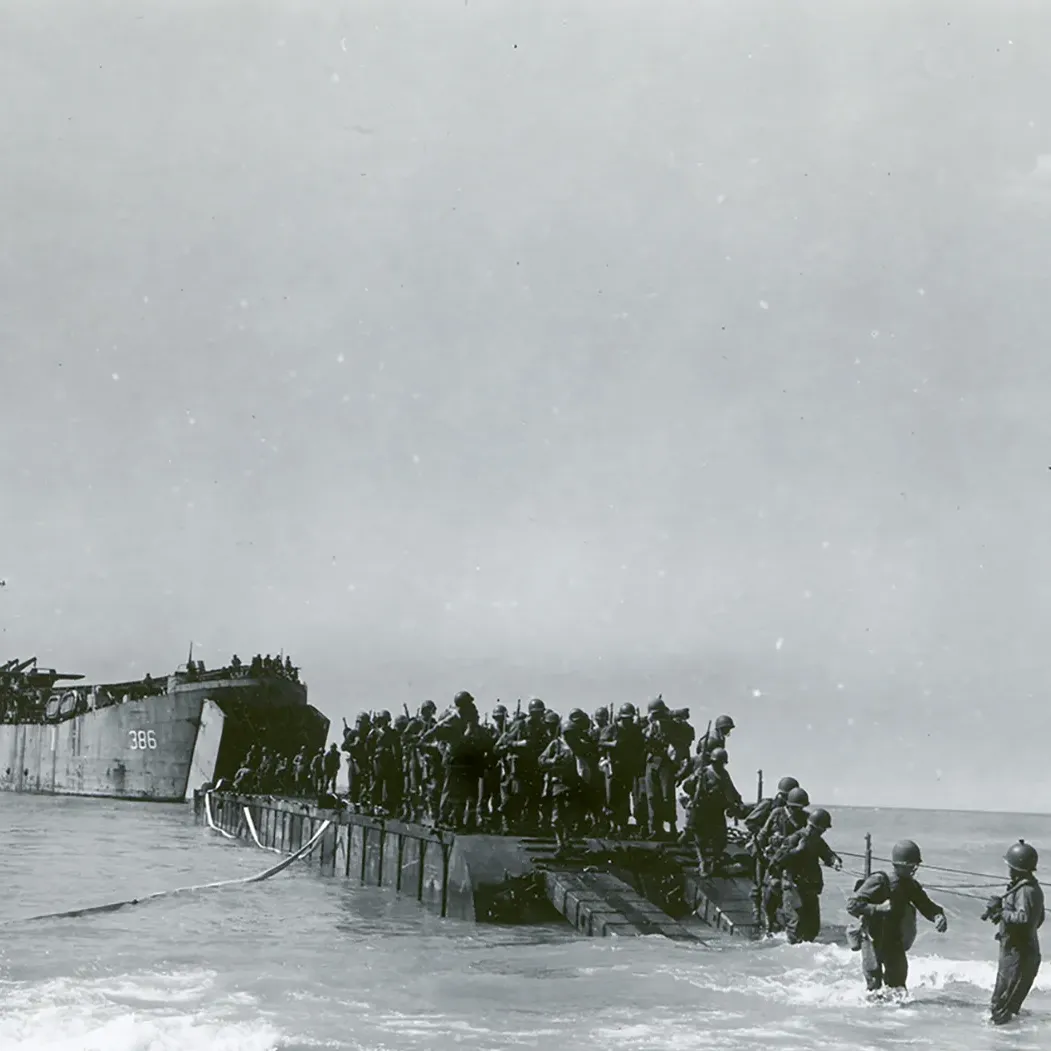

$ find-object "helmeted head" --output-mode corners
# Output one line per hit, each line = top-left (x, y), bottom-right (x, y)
(807, 808), (832, 833)
(617, 702), (637, 722)
(647, 697), (668, 719)
(566, 709), (590, 734)
(671, 708), (690, 721)
(593, 707), (609, 726)
(710, 747), (728, 766)
(375, 710), (391, 726)
(714, 714), (735, 734)
(544, 710), (561, 728)
(786, 787), (810, 809)
(776, 776), (800, 795)
(492, 704), (508, 723)
(1005, 839), (1039, 874)
(420, 700), (436, 716)
(527, 697), (545, 717)
(891, 839), (923, 874)
(393, 714), (408, 732)
(453, 691), (475, 710)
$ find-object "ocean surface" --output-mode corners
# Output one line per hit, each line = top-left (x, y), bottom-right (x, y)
(1, 796), (1048, 1051)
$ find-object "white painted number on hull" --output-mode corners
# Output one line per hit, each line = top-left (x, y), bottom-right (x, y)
(129, 730), (157, 750)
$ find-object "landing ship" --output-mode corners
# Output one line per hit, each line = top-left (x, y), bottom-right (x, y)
(0, 654), (329, 801)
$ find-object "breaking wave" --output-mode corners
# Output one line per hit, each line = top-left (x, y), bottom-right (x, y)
(665, 939), (1051, 1009)
(0, 969), (284, 1051)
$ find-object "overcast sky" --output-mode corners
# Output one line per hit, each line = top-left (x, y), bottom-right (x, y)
(3, 1), (1051, 812)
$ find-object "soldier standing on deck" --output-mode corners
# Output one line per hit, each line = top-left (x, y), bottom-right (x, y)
(598, 702), (646, 838)
(368, 712), (402, 816)
(497, 698), (549, 834)
(681, 747), (748, 875)
(322, 742), (341, 796)
(479, 704), (509, 829)
(538, 711), (593, 853)
(985, 840), (1045, 1026)
(309, 747), (325, 798)
(420, 691), (487, 830)
(846, 839), (948, 994)
(643, 698), (678, 840)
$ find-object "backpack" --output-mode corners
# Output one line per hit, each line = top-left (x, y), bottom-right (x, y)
(845, 872), (888, 952)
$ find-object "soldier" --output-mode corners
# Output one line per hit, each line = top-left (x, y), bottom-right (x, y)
(538, 710), (593, 853)
(682, 747), (748, 875)
(367, 711), (402, 816)
(598, 702), (646, 838)
(668, 708), (695, 764)
(309, 747), (325, 798)
(846, 839), (948, 995)
(985, 840), (1044, 1026)
(695, 714), (735, 756)
(272, 753), (290, 795)
(591, 706), (610, 740)
(566, 708), (602, 831)
(539, 710), (563, 831)
(341, 714), (371, 809)
(323, 742), (341, 796)
(767, 808), (842, 944)
(292, 745), (310, 798)
(255, 748), (274, 793)
(643, 698), (679, 841)
(231, 762), (255, 794)
(421, 691), (487, 831)
(744, 777), (799, 838)
(497, 698), (549, 834)
(754, 785), (810, 932)
(479, 704), (509, 829)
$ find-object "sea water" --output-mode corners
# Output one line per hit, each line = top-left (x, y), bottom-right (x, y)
(1, 795), (1047, 1050)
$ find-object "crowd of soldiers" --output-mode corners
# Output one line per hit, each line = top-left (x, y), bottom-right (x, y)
(220, 688), (1047, 1026)
(224, 690), (848, 945)
(230, 740), (342, 797)
(327, 691), (845, 941)
(183, 653), (301, 683)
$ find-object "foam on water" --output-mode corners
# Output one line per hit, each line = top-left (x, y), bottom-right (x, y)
(0, 969), (284, 1051)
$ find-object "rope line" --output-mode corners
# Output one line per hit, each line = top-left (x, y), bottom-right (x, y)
(204, 789), (239, 839)
(1, 794), (331, 927)
(834, 844), (1046, 891)
(243, 805), (284, 855)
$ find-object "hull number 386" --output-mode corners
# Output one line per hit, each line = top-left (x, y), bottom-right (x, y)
(128, 730), (158, 750)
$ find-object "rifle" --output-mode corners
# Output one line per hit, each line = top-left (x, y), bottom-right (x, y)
(516, 698), (522, 718)
(403, 702), (411, 720)
(692, 719), (713, 802)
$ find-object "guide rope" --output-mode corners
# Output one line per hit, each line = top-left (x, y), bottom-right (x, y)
(1, 793), (331, 927)
(833, 843), (1045, 902)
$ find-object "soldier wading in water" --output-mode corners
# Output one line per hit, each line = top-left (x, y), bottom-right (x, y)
(845, 839), (948, 995)
(984, 839), (1044, 1026)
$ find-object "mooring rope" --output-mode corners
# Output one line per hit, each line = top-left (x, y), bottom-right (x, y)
(204, 788), (239, 839)
(0, 795), (331, 927)
(243, 805), (284, 855)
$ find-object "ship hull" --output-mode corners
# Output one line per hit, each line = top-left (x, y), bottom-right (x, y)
(0, 680), (329, 802)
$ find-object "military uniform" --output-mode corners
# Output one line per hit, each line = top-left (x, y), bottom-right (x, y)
(988, 844), (1045, 1025)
